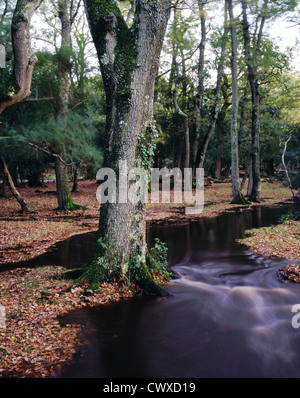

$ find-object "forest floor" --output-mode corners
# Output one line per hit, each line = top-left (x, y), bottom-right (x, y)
(0, 178), (298, 377)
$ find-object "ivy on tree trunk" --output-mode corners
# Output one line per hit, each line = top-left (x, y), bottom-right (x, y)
(83, 0), (172, 295)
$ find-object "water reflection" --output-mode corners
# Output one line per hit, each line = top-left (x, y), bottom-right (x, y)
(56, 204), (300, 378)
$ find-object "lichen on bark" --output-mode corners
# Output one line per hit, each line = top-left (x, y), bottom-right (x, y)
(83, 0), (172, 296)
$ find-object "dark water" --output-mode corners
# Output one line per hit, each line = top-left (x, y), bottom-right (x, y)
(56, 205), (300, 379)
(3, 205), (300, 378)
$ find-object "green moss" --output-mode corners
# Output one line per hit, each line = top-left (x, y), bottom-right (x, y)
(0, 79), (19, 100)
(129, 254), (171, 297)
(81, 236), (172, 296)
(85, 0), (137, 101)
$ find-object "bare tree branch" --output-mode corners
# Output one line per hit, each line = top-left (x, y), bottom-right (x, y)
(31, 36), (55, 45)
(27, 142), (74, 167)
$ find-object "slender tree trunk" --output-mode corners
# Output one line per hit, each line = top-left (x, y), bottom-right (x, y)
(247, 160), (253, 197)
(198, 0), (227, 170)
(83, 0), (171, 295)
(227, 0), (248, 204)
(241, 155), (251, 190)
(241, 0), (268, 202)
(0, 161), (6, 198)
(193, 0), (207, 173)
(281, 134), (295, 201)
(55, 0), (79, 211)
(72, 165), (78, 192)
(55, 156), (75, 211)
(174, 57), (190, 170)
(1, 159), (31, 213)
(169, 7), (190, 170)
(216, 154), (223, 180)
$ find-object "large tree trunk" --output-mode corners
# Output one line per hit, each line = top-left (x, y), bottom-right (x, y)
(0, 0), (39, 115)
(83, 0), (171, 295)
(227, 0), (248, 204)
(0, 1), (39, 212)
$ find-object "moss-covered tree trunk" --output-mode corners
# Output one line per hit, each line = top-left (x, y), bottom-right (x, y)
(83, 0), (171, 295)
(55, 156), (75, 211)
(227, 0), (248, 204)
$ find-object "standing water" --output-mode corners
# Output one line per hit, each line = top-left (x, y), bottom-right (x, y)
(4, 205), (299, 378)
(55, 205), (300, 378)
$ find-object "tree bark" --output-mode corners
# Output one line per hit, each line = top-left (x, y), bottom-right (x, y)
(241, 0), (268, 202)
(174, 55), (190, 170)
(0, 0), (39, 115)
(55, 156), (76, 211)
(0, 1), (39, 212)
(227, 0), (248, 204)
(193, 0), (207, 173)
(215, 154), (223, 180)
(198, 0), (227, 170)
(72, 165), (78, 192)
(55, 0), (79, 211)
(247, 160), (253, 197)
(83, 0), (171, 295)
(1, 159), (31, 213)
(281, 133), (295, 201)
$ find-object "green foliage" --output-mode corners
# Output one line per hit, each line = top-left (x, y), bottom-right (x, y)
(147, 238), (173, 282)
(138, 121), (159, 169)
(278, 206), (300, 223)
(55, 46), (74, 69)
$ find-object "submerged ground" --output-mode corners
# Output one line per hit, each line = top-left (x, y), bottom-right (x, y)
(0, 178), (298, 377)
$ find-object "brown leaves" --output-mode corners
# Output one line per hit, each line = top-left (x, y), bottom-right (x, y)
(238, 220), (300, 262)
(278, 264), (300, 283)
(0, 266), (135, 377)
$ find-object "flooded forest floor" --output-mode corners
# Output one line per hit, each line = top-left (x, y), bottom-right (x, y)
(0, 179), (296, 265)
(0, 178), (298, 377)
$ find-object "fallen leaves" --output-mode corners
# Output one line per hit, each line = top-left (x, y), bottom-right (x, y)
(277, 264), (300, 283)
(238, 220), (300, 261)
(0, 266), (136, 377)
